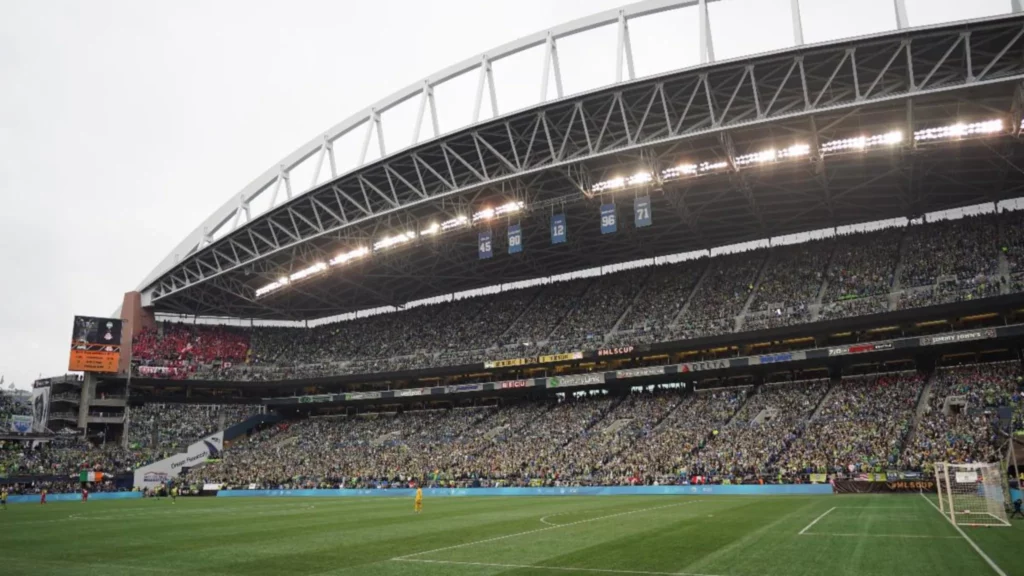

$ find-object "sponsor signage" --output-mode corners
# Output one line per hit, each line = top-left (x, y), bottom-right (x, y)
(547, 373), (605, 388)
(449, 383), (482, 393)
(538, 351), (584, 363)
(756, 352), (793, 364)
(10, 414), (32, 433)
(499, 380), (530, 389)
(299, 394), (334, 404)
(133, 432), (223, 489)
(598, 346), (635, 357)
(886, 480), (936, 492)
(616, 366), (666, 379)
(829, 341), (893, 357)
(921, 328), (996, 346)
(678, 359), (729, 373)
(809, 473), (828, 484)
(395, 388), (425, 397)
(346, 391), (381, 401)
(484, 357), (532, 369)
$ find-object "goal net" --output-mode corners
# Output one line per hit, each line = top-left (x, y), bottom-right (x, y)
(934, 462), (1010, 527)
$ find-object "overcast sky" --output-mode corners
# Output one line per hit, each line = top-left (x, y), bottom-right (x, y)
(0, 0), (1010, 389)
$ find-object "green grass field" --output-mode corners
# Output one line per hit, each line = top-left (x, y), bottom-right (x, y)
(1, 494), (1021, 575)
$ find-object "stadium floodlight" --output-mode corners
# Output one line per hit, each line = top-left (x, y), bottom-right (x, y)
(733, 144), (810, 167)
(472, 207), (495, 222)
(420, 222), (441, 236)
(373, 231), (417, 251)
(591, 176), (626, 193)
(819, 131), (902, 154)
(474, 201), (523, 222)
(914, 119), (1003, 142)
(495, 201), (524, 216)
(329, 246), (369, 266)
(441, 215), (469, 231)
(255, 277), (290, 298)
(289, 262), (327, 282)
(661, 164), (698, 179)
(627, 171), (653, 186)
(698, 161), (729, 172)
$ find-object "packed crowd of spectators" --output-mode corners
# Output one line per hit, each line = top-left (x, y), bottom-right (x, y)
(899, 216), (1000, 290)
(776, 372), (925, 476)
(745, 241), (830, 330)
(132, 213), (1024, 381)
(126, 403), (261, 449)
(690, 379), (829, 482)
(6, 359), (1021, 492)
(902, 362), (1023, 471)
(616, 260), (706, 338)
(548, 270), (649, 345)
(674, 252), (763, 339)
(0, 436), (157, 478)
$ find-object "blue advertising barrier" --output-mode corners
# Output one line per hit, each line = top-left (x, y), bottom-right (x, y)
(217, 485), (833, 498)
(7, 492), (142, 504)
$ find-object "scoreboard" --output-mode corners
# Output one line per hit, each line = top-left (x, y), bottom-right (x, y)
(68, 316), (123, 373)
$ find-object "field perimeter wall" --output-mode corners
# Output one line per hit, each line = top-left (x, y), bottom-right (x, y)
(7, 492), (142, 504)
(217, 485), (833, 498)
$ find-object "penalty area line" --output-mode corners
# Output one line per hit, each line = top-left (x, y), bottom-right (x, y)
(392, 500), (700, 560)
(919, 493), (1007, 576)
(392, 558), (725, 576)
(800, 532), (960, 540)
(798, 506), (836, 535)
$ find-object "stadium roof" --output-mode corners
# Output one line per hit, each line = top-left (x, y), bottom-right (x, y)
(139, 2), (1024, 320)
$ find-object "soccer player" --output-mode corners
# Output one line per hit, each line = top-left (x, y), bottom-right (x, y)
(171, 486), (178, 504)
(1, 488), (8, 510)
(414, 486), (423, 514)
(82, 486), (89, 503)
(40, 487), (47, 505)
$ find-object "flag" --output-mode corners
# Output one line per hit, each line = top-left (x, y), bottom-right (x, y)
(79, 471), (104, 482)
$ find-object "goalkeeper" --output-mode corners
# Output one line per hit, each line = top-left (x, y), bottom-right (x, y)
(414, 486), (423, 514)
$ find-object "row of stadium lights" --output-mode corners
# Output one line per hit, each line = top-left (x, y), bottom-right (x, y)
(255, 118), (1004, 298)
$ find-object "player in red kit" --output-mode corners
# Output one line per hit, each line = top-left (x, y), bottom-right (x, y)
(40, 488), (47, 505)
(82, 487), (89, 502)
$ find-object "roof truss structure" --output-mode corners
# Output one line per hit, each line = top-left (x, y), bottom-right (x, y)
(149, 16), (1024, 319)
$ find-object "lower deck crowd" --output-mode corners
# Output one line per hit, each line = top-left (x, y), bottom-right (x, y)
(3, 361), (1020, 494)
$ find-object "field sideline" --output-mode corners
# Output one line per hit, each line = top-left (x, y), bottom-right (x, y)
(1, 494), (1021, 575)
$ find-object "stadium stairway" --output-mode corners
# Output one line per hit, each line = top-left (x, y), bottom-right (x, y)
(724, 387), (756, 427)
(494, 288), (544, 344)
(808, 375), (840, 421)
(224, 412), (283, 443)
(887, 227), (913, 310)
(809, 247), (837, 322)
(735, 252), (772, 332)
(999, 251), (1011, 294)
(901, 369), (937, 454)
(667, 259), (713, 327)
(606, 274), (657, 338)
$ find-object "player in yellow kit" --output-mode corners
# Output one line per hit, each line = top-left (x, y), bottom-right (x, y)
(414, 486), (423, 514)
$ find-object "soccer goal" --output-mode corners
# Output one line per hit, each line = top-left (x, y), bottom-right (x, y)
(934, 462), (1011, 527)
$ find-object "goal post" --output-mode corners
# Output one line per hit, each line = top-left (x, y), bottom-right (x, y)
(934, 462), (1011, 527)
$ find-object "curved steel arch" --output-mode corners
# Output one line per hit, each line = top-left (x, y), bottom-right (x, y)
(138, 0), (722, 293)
(141, 0), (1024, 310)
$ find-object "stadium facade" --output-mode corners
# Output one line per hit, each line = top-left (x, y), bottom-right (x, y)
(25, 1), (1024, 462)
